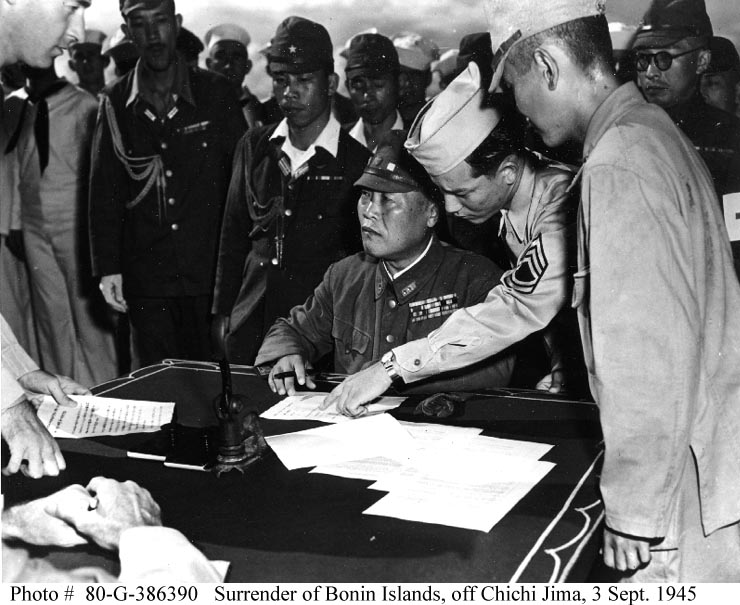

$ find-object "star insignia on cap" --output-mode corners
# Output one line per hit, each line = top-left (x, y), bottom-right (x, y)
(289, 45), (297, 54)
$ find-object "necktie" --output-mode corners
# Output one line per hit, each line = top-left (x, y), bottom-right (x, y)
(4, 79), (68, 174)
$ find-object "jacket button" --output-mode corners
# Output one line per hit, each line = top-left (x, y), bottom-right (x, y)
(317, 214), (323, 220)
(167, 197), (175, 206)
(171, 223), (179, 231)
(344, 345), (351, 354)
(284, 208), (292, 217)
(388, 299), (397, 309)
(202, 141), (208, 148)
(160, 142), (168, 150)
(271, 258), (278, 265)
(165, 169), (173, 177)
(414, 359), (421, 366)
(385, 334), (395, 343)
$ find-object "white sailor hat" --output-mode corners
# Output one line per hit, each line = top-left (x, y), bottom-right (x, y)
(484, 0), (606, 90)
(404, 61), (502, 177)
(204, 24), (252, 52)
(392, 32), (440, 71)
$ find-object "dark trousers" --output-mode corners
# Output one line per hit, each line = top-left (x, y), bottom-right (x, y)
(128, 295), (213, 368)
(224, 297), (267, 366)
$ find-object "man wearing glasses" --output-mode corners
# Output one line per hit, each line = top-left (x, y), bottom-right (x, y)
(632, 0), (740, 200)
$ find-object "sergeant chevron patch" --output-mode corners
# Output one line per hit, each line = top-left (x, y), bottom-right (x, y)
(503, 234), (549, 294)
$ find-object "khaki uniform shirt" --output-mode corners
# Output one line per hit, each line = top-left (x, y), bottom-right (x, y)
(576, 83), (740, 540)
(390, 160), (576, 383)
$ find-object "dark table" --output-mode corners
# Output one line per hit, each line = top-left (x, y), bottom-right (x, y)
(3, 360), (604, 583)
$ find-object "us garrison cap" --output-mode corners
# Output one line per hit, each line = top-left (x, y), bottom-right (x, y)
(356, 130), (435, 195)
(267, 16), (333, 74)
(345, 33), (399, 77)
(392, 32), (440, 71)
(70, 29), (107, 51)
(706, 36), (740, 74)
(633, 0), (713, 49)
(484, 0), (606, 91)
(205, 24), (252, 52)
(120, 0), (174, 17)
(405, 62), (501, 177)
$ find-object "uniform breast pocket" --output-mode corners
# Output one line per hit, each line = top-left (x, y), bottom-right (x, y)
(331, 320), (371, 367)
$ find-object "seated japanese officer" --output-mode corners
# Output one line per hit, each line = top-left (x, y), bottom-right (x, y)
(255, 131), (515, 396)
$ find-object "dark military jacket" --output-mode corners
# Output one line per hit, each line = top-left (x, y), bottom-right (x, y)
(212, 122), (371, 335)
(666, 91), (740, 198)
(255, 236), (515, 392)
(89, 63), (246, 297)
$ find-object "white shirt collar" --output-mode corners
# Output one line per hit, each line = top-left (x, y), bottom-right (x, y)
(384, 234), (434, 280)
(349, 110), (404, 151)
(270, 113), (341, 176)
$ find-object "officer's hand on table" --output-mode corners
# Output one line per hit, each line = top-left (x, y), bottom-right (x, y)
(2, 484), (94, 547)
(99, 274), (128, 313)
(535, 368), (566, 394)
(268, 355), (315, 396)
(18, 369), (90, 407)
(62, 477), (162, 551)
(321, 362), (391, 418)
(1, 400), (66, 478)
(602, 527), (652, 572)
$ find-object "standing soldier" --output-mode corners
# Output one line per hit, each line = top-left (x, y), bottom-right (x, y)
(345, 33), (405, 150)
(89, 0), (246, 367)
(212, 16), (370, 364)
(68, 29), (108, 97)
(204, 24), (262, 130)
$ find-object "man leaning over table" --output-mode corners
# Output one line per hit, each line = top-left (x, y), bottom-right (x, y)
(323, 62), (580, 416)
(1, 313), (89, 478)
(255, 130), (514, 396)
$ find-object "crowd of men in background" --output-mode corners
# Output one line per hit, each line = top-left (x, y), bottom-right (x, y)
(2, 0), (740, 584)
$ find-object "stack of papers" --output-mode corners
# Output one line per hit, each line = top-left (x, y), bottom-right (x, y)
(265, 411), (555, 532)
(37, 395), (175, 438)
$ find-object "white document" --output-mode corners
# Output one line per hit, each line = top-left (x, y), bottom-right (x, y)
(723, 192), (740, 241)
(36, 395), (175, 438)
(364, 460), (555, 532)
(265, 413), (416, 470)
(260, 392), (406, 423)
(310, 456), (404, 481)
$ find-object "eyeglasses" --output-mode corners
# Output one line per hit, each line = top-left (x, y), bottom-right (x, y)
(634, 47), (703, 72)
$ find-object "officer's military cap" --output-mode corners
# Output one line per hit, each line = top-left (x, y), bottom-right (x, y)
(119, 0), (174, 17)
(432, 49), (459, 81)
(267, 16), (333, 74)
(705, 36), (740, 75)
(345, 33), (399, 77)
(633, 0), (713, 49)
(392, 32), (440, 72)
(356, 130), (437, 197)
(484, 0), (605, 91)
(205, 24), (252, 53)
(405, 62), (501, 177)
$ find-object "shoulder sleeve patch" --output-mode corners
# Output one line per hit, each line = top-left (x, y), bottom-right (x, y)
(502, 233), (549, 294)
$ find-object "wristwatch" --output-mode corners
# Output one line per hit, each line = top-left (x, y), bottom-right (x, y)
(381, 351), (401, 383)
